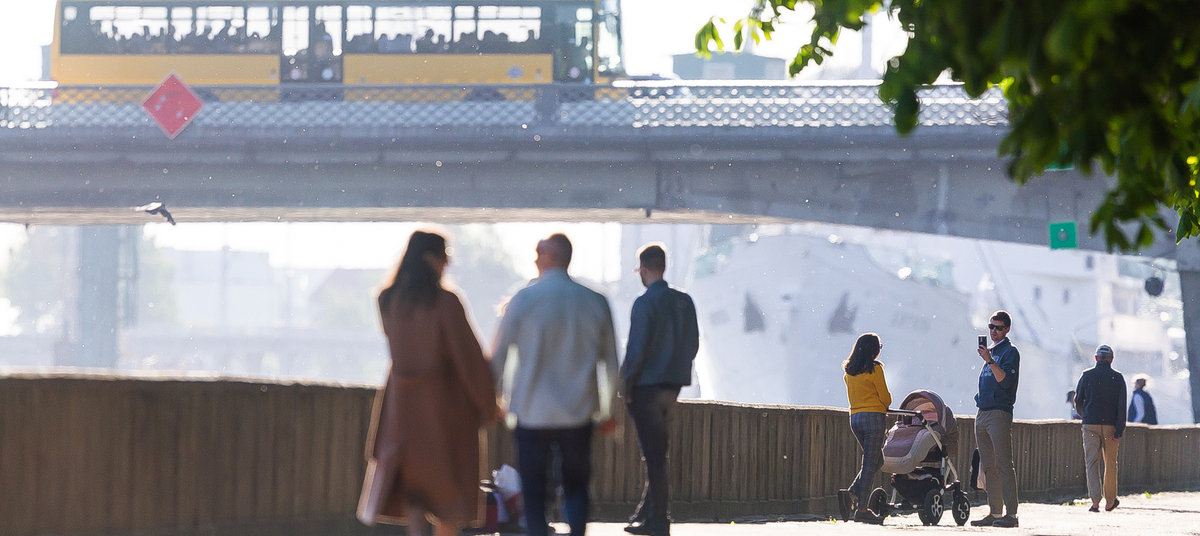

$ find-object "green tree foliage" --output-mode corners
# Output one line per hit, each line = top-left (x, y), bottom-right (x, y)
(697, 0), (1200, 251)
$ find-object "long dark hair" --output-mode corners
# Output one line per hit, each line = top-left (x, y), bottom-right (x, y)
(379, 231), (447, 315)
(843, 332), (882, 376)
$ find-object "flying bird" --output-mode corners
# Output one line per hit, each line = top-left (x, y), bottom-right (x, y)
(135, 202), (176, 225)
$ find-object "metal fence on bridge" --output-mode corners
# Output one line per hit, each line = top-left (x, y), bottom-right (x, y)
(1, 83), (1007, 133)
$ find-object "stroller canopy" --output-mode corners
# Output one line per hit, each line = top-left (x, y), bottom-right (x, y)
(899, 390), (958, 455)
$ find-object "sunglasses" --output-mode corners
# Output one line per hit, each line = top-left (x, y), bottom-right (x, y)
(987, 324), (1008, 331)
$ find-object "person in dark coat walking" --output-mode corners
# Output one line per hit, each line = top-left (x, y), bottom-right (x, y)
(1128, 375), (1158, 425)
(1074, 344), (1127, 513)
(620, 244), (700, 536)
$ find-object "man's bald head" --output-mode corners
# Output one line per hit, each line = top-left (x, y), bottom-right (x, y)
(535, 233), (572, 274)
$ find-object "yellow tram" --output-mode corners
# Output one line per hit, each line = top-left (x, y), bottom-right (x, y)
(51, 0), (623, 92)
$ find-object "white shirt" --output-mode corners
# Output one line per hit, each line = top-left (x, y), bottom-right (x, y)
(492, 269), (619, 429)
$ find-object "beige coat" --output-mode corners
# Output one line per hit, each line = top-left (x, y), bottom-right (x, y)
(357, 289), (499, 526)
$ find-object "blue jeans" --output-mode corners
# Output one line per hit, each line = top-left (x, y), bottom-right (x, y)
(849, 412), (887, 501)
(515, 424), (594, 536)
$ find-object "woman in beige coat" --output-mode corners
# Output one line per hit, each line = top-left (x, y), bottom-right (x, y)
(357, 231), (499, 536)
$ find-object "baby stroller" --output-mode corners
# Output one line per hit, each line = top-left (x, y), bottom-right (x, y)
(865, 390), (971, 526)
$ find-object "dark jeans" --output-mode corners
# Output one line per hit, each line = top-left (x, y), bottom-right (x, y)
(626, 385), (681, 526)
(515, 424), (594, 536)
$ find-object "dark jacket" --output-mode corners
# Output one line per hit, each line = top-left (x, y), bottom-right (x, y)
(1129, 388), (1158, 425)
(975, 338), (1020, 412)
(1075, 360), (1128, 438)
(620, 280), (700, 389)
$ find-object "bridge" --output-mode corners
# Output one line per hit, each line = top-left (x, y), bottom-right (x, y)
(0, 82), (1134, 251)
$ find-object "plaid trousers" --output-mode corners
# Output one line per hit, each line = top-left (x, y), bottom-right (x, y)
(849, 411), (888, 500)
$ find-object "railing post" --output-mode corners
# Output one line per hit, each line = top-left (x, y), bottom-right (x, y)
(535, 84), (560, 125)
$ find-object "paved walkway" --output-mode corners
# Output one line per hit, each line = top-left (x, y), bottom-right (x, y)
(569, 491), (1200, 535)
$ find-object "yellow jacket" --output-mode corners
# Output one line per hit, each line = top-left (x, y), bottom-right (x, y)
(844, 363), (892, 414)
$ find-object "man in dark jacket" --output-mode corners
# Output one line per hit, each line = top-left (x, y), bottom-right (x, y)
(620, 244), (699, 536)
(1074, 344), (1127, 512)
(1128, 375), (1158, 425)
(971, 311), (1021, 528)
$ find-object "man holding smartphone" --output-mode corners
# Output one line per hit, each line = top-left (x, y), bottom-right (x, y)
(971, 311), (1021, 528)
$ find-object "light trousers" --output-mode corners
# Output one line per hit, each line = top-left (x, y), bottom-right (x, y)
(1082, 424), (1120, 505)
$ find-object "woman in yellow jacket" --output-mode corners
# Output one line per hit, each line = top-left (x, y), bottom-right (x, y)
(840, 332), (892, 524)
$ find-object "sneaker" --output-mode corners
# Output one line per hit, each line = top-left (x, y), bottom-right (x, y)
(853, 509), (884, 525)
(970, 514), (1000, 527)
(992, 515), (1019, 528)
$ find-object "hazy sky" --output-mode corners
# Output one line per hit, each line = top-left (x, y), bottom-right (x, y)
(0, 0), (908, 82)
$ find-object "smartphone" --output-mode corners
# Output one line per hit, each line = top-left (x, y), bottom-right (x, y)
(978, 335), (987, 348)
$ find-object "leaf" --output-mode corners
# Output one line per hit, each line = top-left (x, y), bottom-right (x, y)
(1183, 78), (1200, 116)
(694, 19), (722, 57)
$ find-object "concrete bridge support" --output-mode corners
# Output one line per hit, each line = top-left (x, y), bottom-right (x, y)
(69, 226), (137, 368)
(75, 227), (121, 367)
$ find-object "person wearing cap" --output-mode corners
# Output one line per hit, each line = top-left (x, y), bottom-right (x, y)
(1074, 344), (1127, 512)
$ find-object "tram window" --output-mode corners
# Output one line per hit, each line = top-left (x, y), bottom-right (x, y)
(373, 6), (418, 53)
(282, 6), (309, 58)
(452, 6), (479, 53)
(195, 6), (246, 53)
(315, 6), (343, 57)
(60, 5), (94, 53)
(596, 0), (622, 76)
(346, 6), (375, 53)
(61, 5), (169, 54)
(549, 4), (593, 81)
(476, 6), (543, 53)
(245, 7), (280, 54)
(169, 7), (194, 51)
(314, 6), (343, 81)
(413, 6), (452, 53)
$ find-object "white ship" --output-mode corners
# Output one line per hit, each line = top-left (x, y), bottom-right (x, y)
(616, 224), (1190, 423)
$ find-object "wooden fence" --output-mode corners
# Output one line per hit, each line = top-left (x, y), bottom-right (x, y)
(2, 375), (1198, 535)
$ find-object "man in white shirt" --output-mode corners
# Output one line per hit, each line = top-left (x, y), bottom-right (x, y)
(492, 233), (619, 536)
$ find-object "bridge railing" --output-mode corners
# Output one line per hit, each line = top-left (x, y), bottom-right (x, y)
(2, 375), (1196, 536)
(0, 82), (1007, 133)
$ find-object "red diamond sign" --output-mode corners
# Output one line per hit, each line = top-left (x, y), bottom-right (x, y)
(142, 73), (204, 139)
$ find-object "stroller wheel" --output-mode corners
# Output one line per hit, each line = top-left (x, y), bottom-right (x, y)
(868, 488), (889, 517)
(952, 490), (971, 526)
(918, 489), (944, 526)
